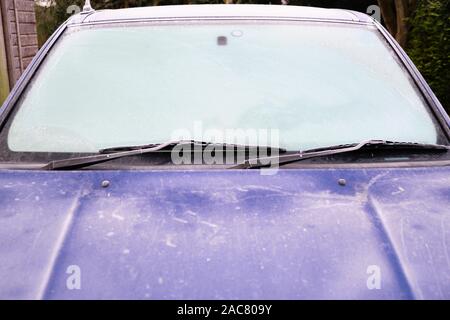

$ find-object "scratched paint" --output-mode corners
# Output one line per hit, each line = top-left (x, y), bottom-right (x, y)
(0, 168), (449, 299)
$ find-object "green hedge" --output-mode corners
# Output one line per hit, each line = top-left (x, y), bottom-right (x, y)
(406, 0), (450, 114)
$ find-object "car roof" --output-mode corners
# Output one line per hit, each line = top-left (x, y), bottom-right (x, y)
(70, 4), (374, 25)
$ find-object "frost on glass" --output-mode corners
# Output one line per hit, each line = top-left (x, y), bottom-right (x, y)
(8, 22), (438, 152)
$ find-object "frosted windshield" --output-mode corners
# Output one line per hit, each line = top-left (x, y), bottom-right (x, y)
(8, 22), (439, 152)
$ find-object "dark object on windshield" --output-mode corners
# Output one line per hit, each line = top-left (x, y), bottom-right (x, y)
(217, 36), (227, 45)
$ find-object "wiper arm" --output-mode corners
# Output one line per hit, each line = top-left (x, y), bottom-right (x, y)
(42, 140), (178, 170)
(42, 140), (286, 170)
(231, 140), (450, 169)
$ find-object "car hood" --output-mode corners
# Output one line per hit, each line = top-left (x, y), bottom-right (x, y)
(0, 167), (449, 299)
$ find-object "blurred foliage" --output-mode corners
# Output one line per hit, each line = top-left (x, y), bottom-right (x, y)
(406, 0), (449, 111)
(35, 0), (449, 112)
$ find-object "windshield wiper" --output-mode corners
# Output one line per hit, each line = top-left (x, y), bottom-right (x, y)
(42, 140), (286, 170)
(230, 140), (450, 169)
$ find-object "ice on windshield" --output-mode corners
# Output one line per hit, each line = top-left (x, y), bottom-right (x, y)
(8, 21), (439, 152)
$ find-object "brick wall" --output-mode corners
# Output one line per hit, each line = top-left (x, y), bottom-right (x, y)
(1, 0), (38, 86)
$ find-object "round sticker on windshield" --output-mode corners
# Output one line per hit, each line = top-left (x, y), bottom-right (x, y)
(231, 30), (243, 37)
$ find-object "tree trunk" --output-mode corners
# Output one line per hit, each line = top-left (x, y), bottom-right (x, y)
(395, 0), (411, 47)
(377, 0), (418, 47)
(377, 0), (397, 36)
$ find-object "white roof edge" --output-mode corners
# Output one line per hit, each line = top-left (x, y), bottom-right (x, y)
(68, 4), (373, 25)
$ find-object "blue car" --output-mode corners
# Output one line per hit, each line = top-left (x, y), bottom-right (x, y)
(0, 4), (449, 300)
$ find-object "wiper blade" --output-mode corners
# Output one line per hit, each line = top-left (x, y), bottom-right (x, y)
(231, 140), (450, 169)
(303, 140), (450, 153)
(42, 140), (178, 170)
(42, 140), (286, 170)
(99, 141), (286, 154)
